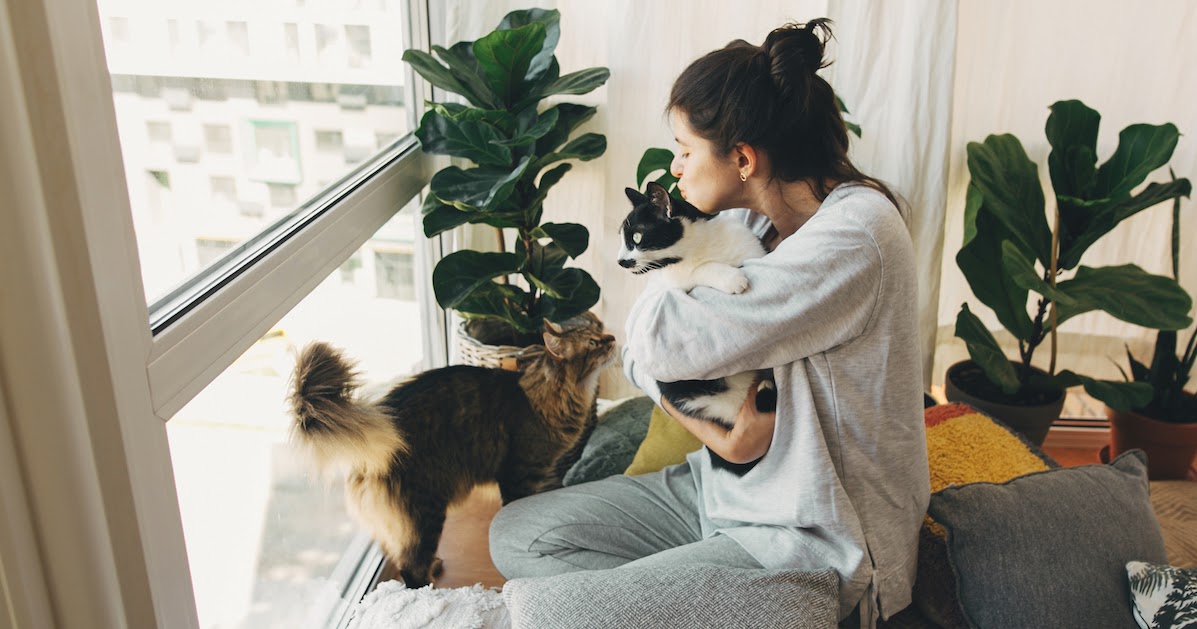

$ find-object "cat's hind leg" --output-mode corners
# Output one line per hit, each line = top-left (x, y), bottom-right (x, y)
(396, 488), (449, 588)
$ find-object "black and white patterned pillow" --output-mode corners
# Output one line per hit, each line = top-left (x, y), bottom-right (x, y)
(1128, 560), (1197, 629)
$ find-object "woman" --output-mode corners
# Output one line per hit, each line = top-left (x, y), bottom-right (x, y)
(489, 19), (929, 627)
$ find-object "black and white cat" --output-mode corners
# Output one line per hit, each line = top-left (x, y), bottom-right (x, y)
(619, 181), (776, 430)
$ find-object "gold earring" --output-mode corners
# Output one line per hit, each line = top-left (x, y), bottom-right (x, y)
(739, 172), (747, 182)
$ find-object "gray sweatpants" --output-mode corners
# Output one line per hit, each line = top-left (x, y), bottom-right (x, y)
(488, 462), (763, 577)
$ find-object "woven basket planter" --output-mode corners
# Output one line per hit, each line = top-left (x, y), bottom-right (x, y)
(457, 319), (543, 371)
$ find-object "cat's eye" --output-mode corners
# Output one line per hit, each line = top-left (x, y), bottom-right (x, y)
(632, 232), (642, 244)
(588, 339), (598, 348)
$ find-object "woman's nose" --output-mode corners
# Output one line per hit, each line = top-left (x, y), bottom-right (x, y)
(670, 154), (683, 178)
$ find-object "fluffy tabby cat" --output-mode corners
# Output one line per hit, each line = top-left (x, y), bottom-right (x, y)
(288, 312), (615, 587)
(618, 181), (777, 430)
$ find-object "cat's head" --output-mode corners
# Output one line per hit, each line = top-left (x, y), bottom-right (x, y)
(617, 181), (711, 275)
(541, 311), (616, 371)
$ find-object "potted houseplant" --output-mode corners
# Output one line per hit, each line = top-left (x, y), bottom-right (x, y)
(402, 8), (609, 362)
(1097, 182), (1197, 478)
(948, 99), (1193, 445)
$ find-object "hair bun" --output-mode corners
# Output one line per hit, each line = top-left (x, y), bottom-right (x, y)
(761, 19), (833, 103)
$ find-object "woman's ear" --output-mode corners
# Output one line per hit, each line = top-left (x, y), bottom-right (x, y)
(734, 143), (759, 180)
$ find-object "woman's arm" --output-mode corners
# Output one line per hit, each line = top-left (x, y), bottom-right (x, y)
(624, 218), (882, 384)
(659, 379), (776, 464)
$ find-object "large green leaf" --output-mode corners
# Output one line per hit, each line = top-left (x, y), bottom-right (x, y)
(473, 23), (546, 108)
(1094, 123), (1180, 200)
(954, 303), (1021, 395)
(430, 102), (516, 135)
(430, 157), (531, 211)
(1056, 178), (1191, 270)
(518, 239), (569, 298)
(1000, 240), (1077, 307)
(1053, 264), (1193, 330)
(532, 67), (610, 100)
(538, 269), (600, 322)
(493, 107), (558, 148)
(532, 222), (589, 258)
(432, 251), (522, 310)
(533, 133), (607, 171)
(429, 44), (500, 109)
(637, 148), (676, 189)
(966, 135), (1052, 265)
(535, 103), (597, 155)
(1052, 370), (1153, 412)
(1045, 99), (1100, 200)
(453, 281), (535, 333)
(497, 8), (560, 84)
(415, 109), (511, 166)
(403, 49), (495, 109)
(956, 185), (1035, 340)
(421, 194), (471, 237)
(527, 163), (573, 223)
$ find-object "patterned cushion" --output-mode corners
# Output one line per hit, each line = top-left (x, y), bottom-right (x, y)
(1127, 561), (1197, 629)
(915, 403), (1059, 629)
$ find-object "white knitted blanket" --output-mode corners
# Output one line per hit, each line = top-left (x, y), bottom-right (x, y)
(348, 581), (511, 629)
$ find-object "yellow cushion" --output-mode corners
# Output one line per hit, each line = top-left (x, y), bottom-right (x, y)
(624, 405), (703, 476)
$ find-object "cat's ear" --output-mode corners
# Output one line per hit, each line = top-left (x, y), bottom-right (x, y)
(542, 319), (566, 360)
(625, 187), (647, 205)
(645, 181), (674, 218)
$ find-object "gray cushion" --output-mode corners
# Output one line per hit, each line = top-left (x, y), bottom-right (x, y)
(562, 396), (653, 486)
(927, 449), (1169, 629)
(502, 563), (839, 629)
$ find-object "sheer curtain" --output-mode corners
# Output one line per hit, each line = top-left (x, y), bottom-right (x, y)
(432, 0), (1197, 401)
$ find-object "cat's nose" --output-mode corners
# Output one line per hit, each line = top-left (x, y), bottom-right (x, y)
(601, 334), (615, 344)
(618, 258), (635, 268)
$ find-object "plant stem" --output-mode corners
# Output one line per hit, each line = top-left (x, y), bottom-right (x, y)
(496, 227), (508, 284)
(1048, 201), (1061, 375)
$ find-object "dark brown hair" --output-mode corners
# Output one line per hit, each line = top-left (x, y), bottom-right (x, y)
(667, 19), (903, 217)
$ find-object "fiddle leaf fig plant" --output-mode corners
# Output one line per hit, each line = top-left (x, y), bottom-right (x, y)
(955, 99), (1193, 410)
(403, 8), (609, 336)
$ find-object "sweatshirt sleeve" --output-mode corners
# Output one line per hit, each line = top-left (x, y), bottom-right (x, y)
(623, 216), (882, 383)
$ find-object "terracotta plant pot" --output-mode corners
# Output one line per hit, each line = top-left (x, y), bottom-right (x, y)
(1107, 398), (1197, 480)
(943, 360), (1065, 446)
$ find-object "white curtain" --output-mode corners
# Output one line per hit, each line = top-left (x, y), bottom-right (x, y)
(434, 0), (1197, 400)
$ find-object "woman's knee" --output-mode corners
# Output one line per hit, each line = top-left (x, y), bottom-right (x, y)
(488, 496), (547, 576)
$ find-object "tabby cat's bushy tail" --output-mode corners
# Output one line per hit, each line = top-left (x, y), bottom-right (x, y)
(289, 341), (408, 475)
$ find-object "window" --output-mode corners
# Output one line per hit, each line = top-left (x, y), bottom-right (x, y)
(315, 129), (344, 152)
(204, 124), (233, 154)
(101, 1), (415, 306)
(374, 250), (415, 300)
(1, 0), (439, 625)
(268, 183), (298, 208)
(209, 176), (237, 205)
(346, 25), (372, 68)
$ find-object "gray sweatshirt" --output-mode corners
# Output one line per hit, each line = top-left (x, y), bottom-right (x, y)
(622, 183), (930, 625)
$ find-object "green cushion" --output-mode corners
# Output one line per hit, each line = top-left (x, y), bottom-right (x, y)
(562, 397), (653, 486)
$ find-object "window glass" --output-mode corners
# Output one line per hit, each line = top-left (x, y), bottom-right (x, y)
(168, 203), (424, 628)
(96, 0), (411, 305)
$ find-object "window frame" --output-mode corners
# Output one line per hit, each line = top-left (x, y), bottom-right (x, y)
(0, 0), (443, 626)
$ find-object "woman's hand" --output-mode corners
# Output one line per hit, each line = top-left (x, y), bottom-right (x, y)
(660, 378), (776, 464)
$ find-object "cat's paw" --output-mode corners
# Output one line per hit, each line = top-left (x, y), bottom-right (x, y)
(712, 269), (750, 294)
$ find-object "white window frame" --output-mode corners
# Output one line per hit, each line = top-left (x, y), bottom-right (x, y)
(0, 0), (442, 626)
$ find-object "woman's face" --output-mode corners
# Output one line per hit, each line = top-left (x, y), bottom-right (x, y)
(669, 112), (743, 214)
